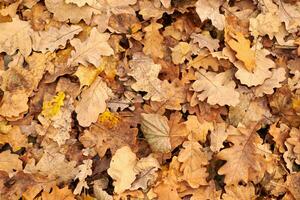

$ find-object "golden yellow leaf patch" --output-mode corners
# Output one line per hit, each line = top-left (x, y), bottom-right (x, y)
(42, 91), (65, 119)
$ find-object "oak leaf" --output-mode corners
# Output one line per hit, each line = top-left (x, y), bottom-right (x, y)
(250, 13), (281, 38)
(171, 42), (190, 64)
(185, 115), (214, 143)
(178, 140), (209, 188)
(217, 124), (269, 184)
(210, 122), (228, 152)
(129, 53), (163, 101)
(41, 186), (75, 200)
(0, 122), (28, 151)
(0, 17), (32, 56)
(222, 184), (257, 200)
(191, 32), (219, 53)
(74, 65), (101, 88)
(107, 146), (137, 194)
(75, 77), (113, 127)
(141, 113), (171, 153)
(143, 22), (164, 58)
(191, 69), (240, 106)
(74, 159), (93, 195)
(69, 28), (114, 67)
(32, 25), (82, 53)
(65, 0), (96, 7)
(195, 0), (225, 30)
(285, 127), (300, 165)
(0, 150), (22, 174)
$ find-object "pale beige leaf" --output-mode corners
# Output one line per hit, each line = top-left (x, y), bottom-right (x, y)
(45, 0), (101, 23)
(234, 48), (276, 86)
(210, 122), (228, 152)
(0, 150), (22, 174)
(195, 0), (225, 30)
(185, 115), (213, 143)
(69, 28), (114, 67)
(178, 140), (209, 188)
(285, 128), (300, 165)
(75, 77), (113, 127)
(129, 53), (163, 101)
(107, 146), (137, 194)
(141, 113), (171, 153)
(160, 0), (170, 8)
(0, 17), (32, 56)
(250, 13), (281, 38)
(74, 159), (93, 195)
(253, 68), (286, 97)
(191, 33), (219, 53)
(32, 25), (82, 53)
(191, 69), (240, 106)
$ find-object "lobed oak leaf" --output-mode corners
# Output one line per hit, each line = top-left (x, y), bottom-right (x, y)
(75, 77), (113, 127)
(74, 65), (101, 88)
(41, 186), (75, 200)
(250, 13), (281, 38)
(253, 68), (286, 97)
(210, 122), (228, 152)
(129, 53), (163, 101)
(269, 122), (290, 153)
(178, 140), (209, 188)
(45, 0), (100, 23)
(195, 0), (225, 30)
(41, 91), (65, 119)
(191, 69), (240, 106)
(185, 115), (214, 143)
(0, 17), (32, 56)
(168, 112), (188, 150)
(24, 152), (78, 182)
(141, 113), (171, 153)
(69, 28), (114, 67)
(191, 32), (220, 53)
(32, 25), (82, 53)
(0, 122), (28, 151)
(190, 180), (221, 200)
(143, 22), (164, 59)
(285, 127), (300, 165)
(74, 159), (93, 195)
(217, 124), (269, 185)
(227, 31), (256, 72)
(222, 184), (257, 200)
(234, 48), (276, 87)
(107, 146), (137, 194)
(0, 150), (22, 174)
(65, 0), (96, 7)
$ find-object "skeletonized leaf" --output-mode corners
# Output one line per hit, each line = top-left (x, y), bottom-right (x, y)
(69, 28), (114, 67)
(141, 113), (171, 153)
(32, 25), (82, 53)
(191, 69), (240, 106)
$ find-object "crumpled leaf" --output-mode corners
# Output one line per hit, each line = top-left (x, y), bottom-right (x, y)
(210, 122), (228, 152)
(75, 77), (113, 127)
(0, 17), (32, 56)
(250, 13), (281, 38)
(143, 21), (164, 58)
(32, 25), (82, 53)
(69, 27), (114, 67)
(171, 42), (190, 64)
(129, 53), (163, 101)
(191, 69), (240, 106)
(141, 113), (171, 153)
(178, 140), (209, 188)
(195, 0), (225, 30)
(217, 124), (269, 184)
(107, 146), (137, 194)
(0, 150), (22, 174)
(41, 186), (75, 200)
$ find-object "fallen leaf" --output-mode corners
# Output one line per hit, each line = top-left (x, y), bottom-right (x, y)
(41, 186), (75, 200)
(0, 150), (22, 174)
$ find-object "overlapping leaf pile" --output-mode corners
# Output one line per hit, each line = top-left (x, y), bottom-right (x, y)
(0, 0), (300, 199)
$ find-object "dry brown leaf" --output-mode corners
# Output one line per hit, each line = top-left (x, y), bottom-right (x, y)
(210, 122), (228, 152)
(69, 27), (114, 67)
(178, 140), (209, 188)
(217, 124), (269, 185)
(222, 184), (257, 200)
(143, 21), (164, 59)
(191, 69), (240, 106)
(32, 25), (82, 53)
(41, 186), (75, 200)
(171, 42), (190, 64)
(75, 77), (113, 127)
(0, 150), (22, 174)
(285, 127), (300, 165)
(185, 115), (214, 143)
(191, 32), (220, 53)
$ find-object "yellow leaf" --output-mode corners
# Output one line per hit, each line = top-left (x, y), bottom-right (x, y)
(227, 31), (255, 72)
(41, 91), (65, 119)
(98, 110), (120, 128)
